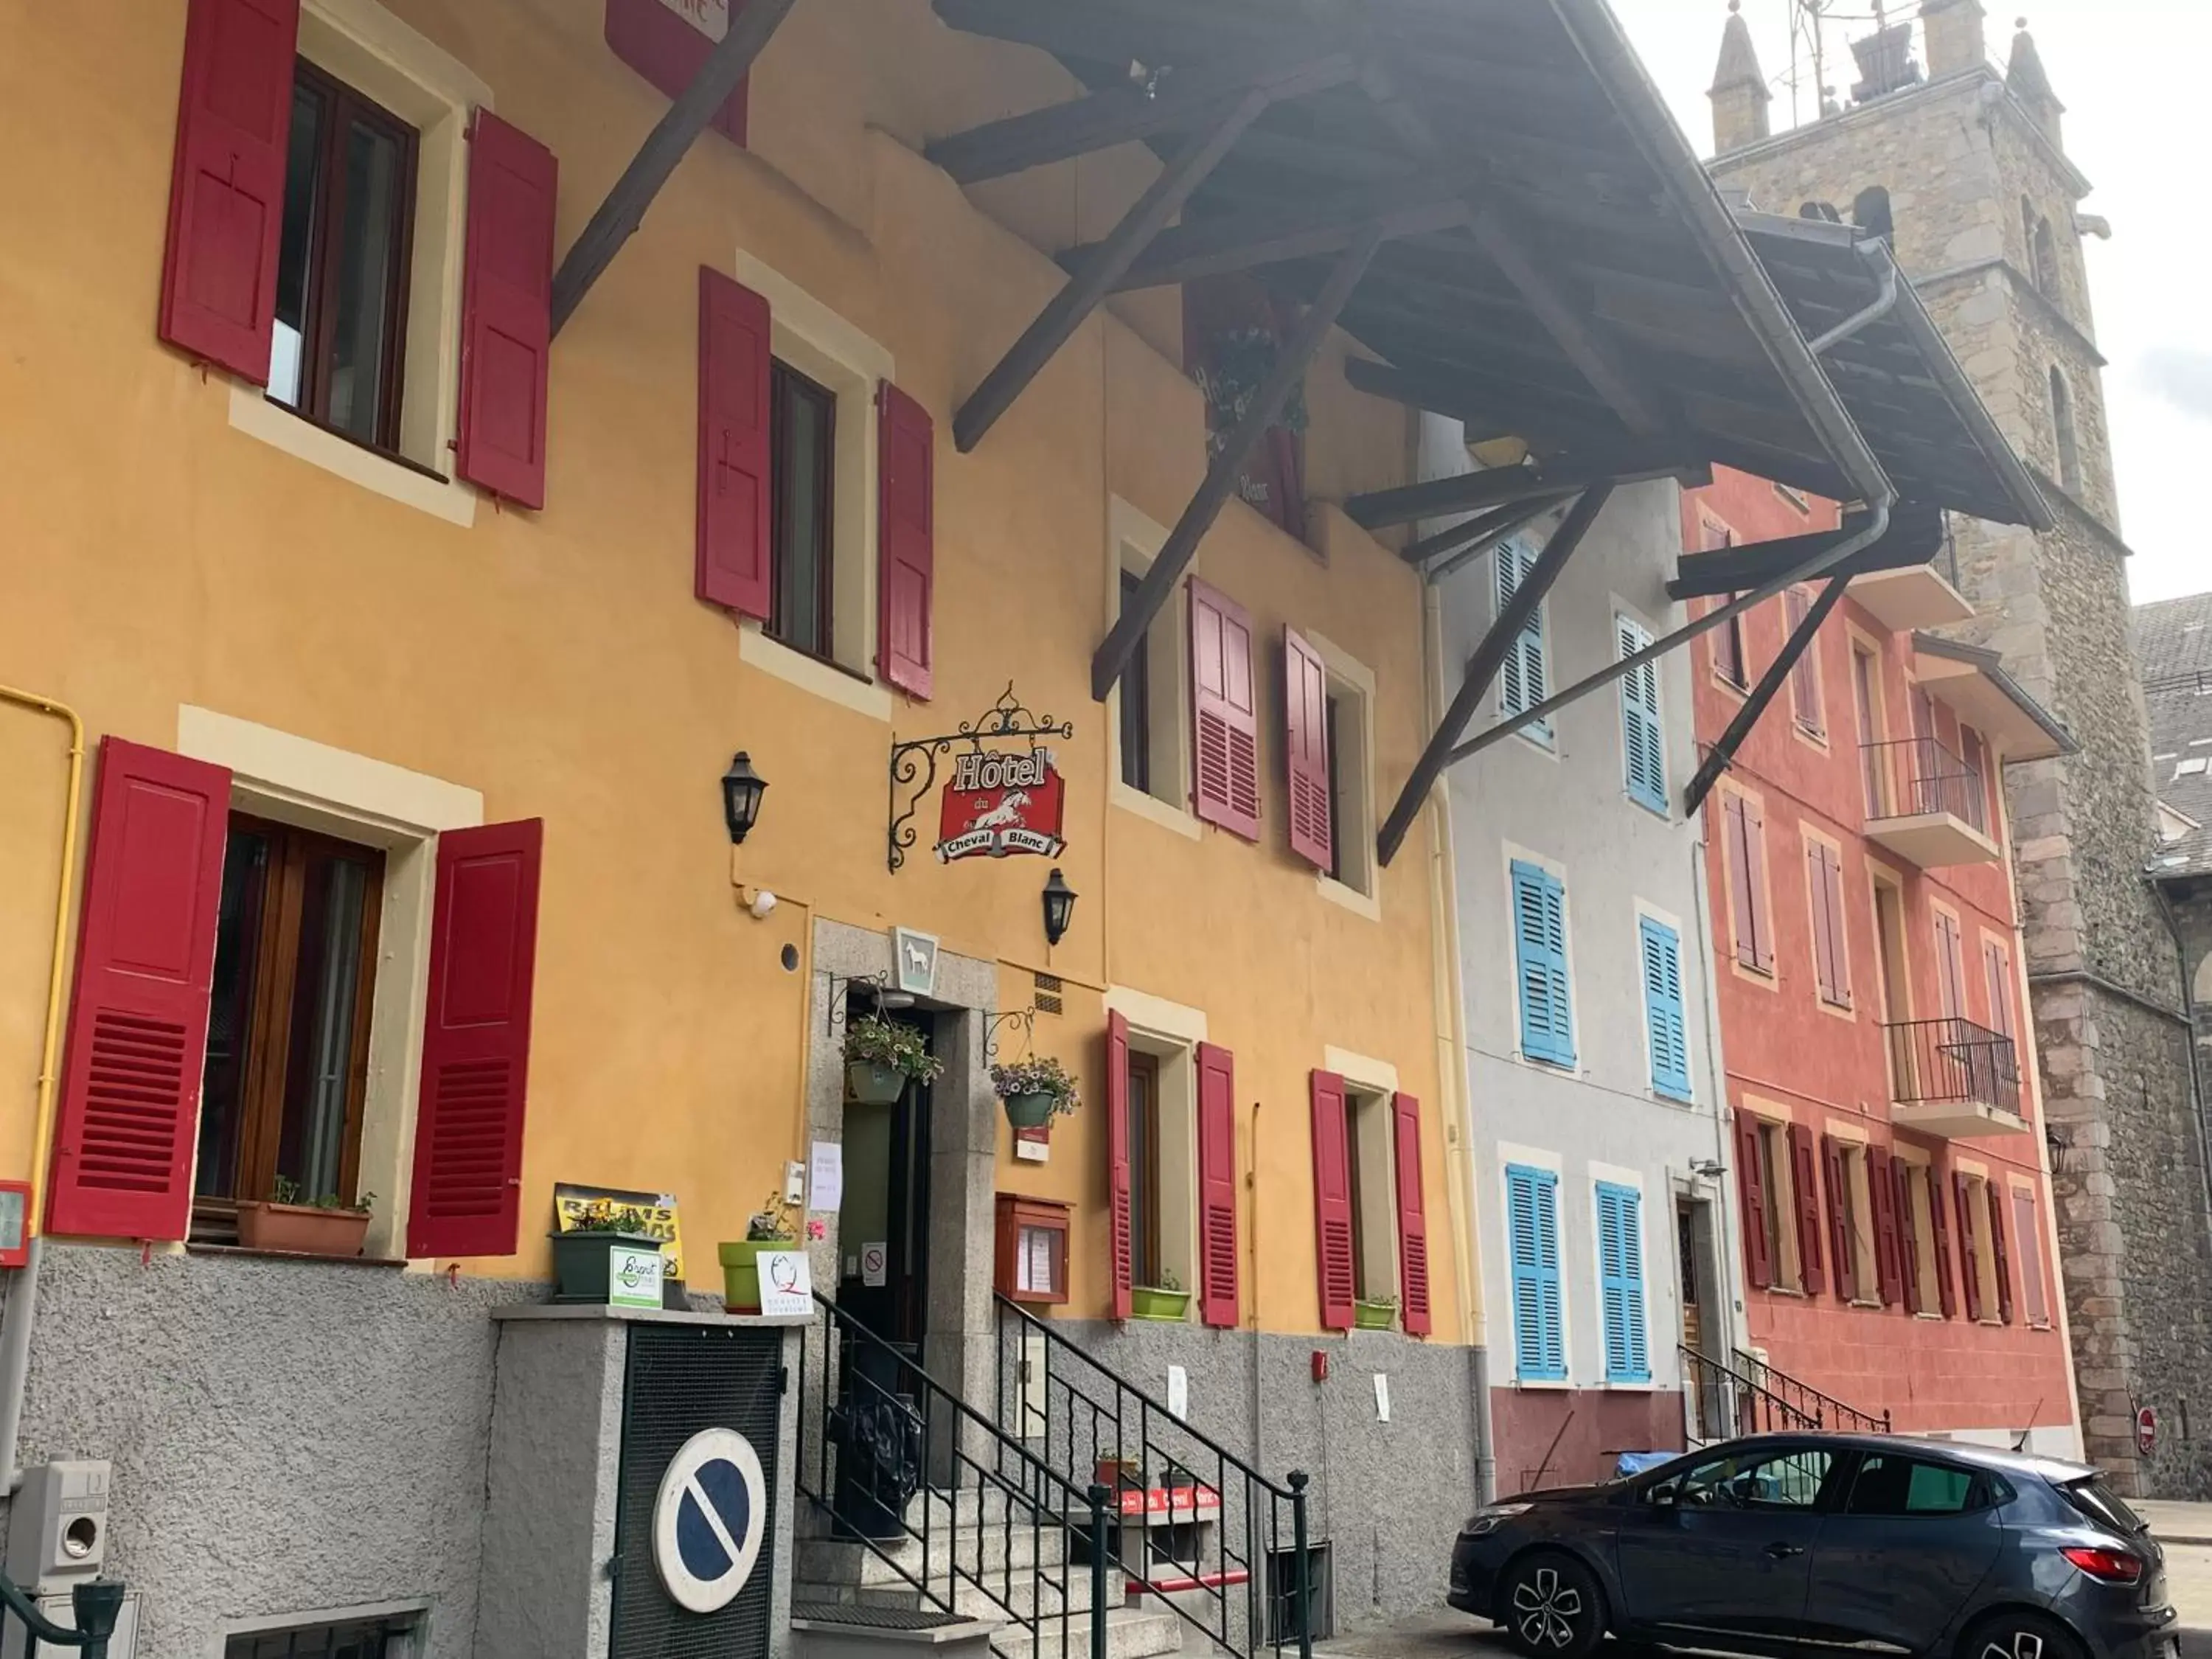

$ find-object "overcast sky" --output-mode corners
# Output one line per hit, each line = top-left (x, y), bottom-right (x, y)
(1614, 1), (2208, 605)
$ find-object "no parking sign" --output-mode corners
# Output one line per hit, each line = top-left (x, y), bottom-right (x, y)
(653, 1427), (768, 1613)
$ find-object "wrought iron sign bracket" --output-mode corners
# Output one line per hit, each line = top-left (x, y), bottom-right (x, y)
(887, 684), (1074, 872)
(984, 1006), (1037, 1063)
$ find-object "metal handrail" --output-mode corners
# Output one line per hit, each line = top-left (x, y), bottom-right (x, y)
(0, 1576), (122, 1656)
(1863, 737), (1988, 832)
(1726, 1346), (1891, 1436)
(1885, 1015), (2022, 1117)
(801, 1294), (1110, 1659)
(995, 1295), (1316, 1659)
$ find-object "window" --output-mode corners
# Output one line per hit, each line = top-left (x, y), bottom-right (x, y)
(1958, 1172), (2010, 1323)
(1113, 1019), (1201, 1304)
(270, 60), (420, 452)
(1618, 615), (1667, 813)
(1119, 570), (1152, 794)
(1845, 1455), (1986, 1517)
(1287, 632), (1376, 900)
(1596, 1182), (1649, 1382)
(1983, 938), (2017, 1041)
(1127, 1049), (1161, 1290)
(1640, 917), (1691, 1101)
(1505, 1164), (1565, 1380)
(1719, 793), (1775, 975)
(767, 360), (837, 658)
(2051, 366), (2081, 495)
(1510, 861), (1575, 1066)
(1806, 838), (1851, 1009)
(1785, 587), (1826, 737)
(1111, 527), (1191, 815)
(1343, 1087), (1398, 1304)
(1737, 1115), (1820, 1295)
(1891, 1157), (1944, 1315)
(1711, 594), (1749, 690)
(1661, 1447), (1834, 1511)
(2025, 198), (2061, 296)
(198, 815), (384, 1239)
(1853, 185), (1894, 243)
(1853, 647), (1884, 815)
(1325, 694), (1347, 880)
(1495, 541), (1552, 746)
(2012, 1186), (2050, 1326)
(226, 1611), (421, 1658)
(1934, 911), (1968, 1020)
(1822, 1137), (1877, 1302)
(1755, 1123), (1790, 1284)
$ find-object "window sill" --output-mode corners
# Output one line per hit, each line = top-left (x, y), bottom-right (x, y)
(274, 399), (451, 484)
(227, 380), (477, 527)
(1315, 872), (1380, 922)
(1652, 1087), (1696, 1108)
(1601, 1378), (1659, 1391)
(1111, 780), (1202, 841)
(187, 1242), (407, 1270)
(1512, 1377), (1573, 1391)
(1762, 1284), (1809, 1298)
(1849, 1298), (1883, 1310)
(737, 624), (892, 721)
(1629, 793), (1671, 821)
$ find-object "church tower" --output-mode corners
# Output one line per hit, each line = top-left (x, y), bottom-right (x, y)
(1706, 11), (2211, 1495)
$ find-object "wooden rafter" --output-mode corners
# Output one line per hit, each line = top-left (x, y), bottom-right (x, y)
(1667, 505), (1943, 600)
(1344, 445), (1685, 531)
(1399, 495), (1569, 568)
(1682, 577), (1853, 815)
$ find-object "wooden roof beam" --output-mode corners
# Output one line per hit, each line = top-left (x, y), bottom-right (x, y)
(1667, 505), (1944, 600)
(1682, 577), (1853, 815)
(1344, 445), (1690, 531)
(1085, 175), (1473, 291)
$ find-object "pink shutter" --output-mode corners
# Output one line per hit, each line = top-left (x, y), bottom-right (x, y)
(1734, 1110), (1772, 1290)
(1197, 1043), (1239, 1329)
(49, 740), (232, 1240)
(1190, 580), (1260, 840)
(1821, 1135), (1855, 1301)
(408, 820), (543, 1259)
(1392, 1093), (1432, 1336)
(603, 0), (750, 147)
(1930, 1161), (1958, 1316)
(696, 268), (773, 617)
(1744, 800), (1775, 972)
(1723, 796), (1759, 970)
(1823, 847), (1851, 1005)
(1809, 844), (1839, 1004)
(1788, 1121), (1826, 1295)
(456, 111), (557, 509)
(1106, 1011), (1133, 1321)
(1893, 1157), (1923, 1314)
(1310, 1071), (1356, 1329)
(1870, 1145), (1902, 1307)
(1284, 628), (1332, 869)
(157, 0), (299, 382)
(2014, 1189), (2048, 1324)
(877, 381), (936, 699)
(1953, 1171), (1983, 1320)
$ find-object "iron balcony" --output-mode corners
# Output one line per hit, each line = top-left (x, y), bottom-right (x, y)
(1861, 737), (2001, 867)
(1884, 1015), (2029, 1137)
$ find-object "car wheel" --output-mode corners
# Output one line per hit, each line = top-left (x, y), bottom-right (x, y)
(1962, 1610), (2088, 1659)
(1498, 1551), (1607, 1659)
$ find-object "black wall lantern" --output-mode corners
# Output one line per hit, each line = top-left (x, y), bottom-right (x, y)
(1041, 868), (1077, 947)
(721, 752), (767, 845)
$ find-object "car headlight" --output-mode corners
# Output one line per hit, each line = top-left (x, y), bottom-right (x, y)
(1460, 1503), (1533, 1538)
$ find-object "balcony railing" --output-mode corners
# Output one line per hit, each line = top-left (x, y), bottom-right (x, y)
(1885, 1016), (2023, 1130)
(1863, 737), (1987, 830)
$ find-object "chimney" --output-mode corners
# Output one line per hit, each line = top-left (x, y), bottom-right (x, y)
(1709, 0), (1772, 153)
(1848, 21), (1922, 102)
(1919, 0), (1988, 77)
(2007, 18), (2065, 150)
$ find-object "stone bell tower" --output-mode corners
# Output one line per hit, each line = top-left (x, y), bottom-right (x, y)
(1703, 10), (2212, 1495)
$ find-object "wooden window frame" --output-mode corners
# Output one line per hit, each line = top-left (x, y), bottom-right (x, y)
(1127, 1048), (1162, 1290)
(1785, 586), (1828, 742)
(767, 357), (838, 663)
(1756, 1119), (1801, 1292)
(195, 814), (384, 1241)
(274, 57), (420, 456)
(1119, 569), (1152, 796)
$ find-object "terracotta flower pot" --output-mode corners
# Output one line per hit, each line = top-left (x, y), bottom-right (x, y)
(236, 1201), (372, 1258)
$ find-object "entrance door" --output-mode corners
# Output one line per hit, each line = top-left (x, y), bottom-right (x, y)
(1676, 1200), (1728, 1441)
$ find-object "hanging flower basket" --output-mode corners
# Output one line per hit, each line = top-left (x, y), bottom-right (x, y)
(844, 1015), (942, 1104)
(990, 1056), (1080, 1130)
(846, 1060), (906, 1105)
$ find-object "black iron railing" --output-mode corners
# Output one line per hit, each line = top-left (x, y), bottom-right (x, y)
(1886, 1015), (2022, 1119)
(1863, 737), (1988, 832)
(800, 1294), (1110, 1659)
(0, 1576), (122, 1657)
(994, 1295), (1315, 1659)
(1678, 1346), (1891, 1438)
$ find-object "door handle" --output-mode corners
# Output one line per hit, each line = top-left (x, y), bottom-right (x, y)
(1764, 1543), (1806, 1559)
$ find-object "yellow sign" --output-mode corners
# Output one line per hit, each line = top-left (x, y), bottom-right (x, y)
(552, 1183), (684, 1281)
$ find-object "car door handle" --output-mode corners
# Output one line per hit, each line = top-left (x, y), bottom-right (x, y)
(1764, 1543), (1806, 1559)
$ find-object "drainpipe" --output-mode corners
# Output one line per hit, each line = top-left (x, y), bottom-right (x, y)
(1806, 243), (1900, 357)
(1688, 832), (1743, 1354)
(0, 686), (88, 1493)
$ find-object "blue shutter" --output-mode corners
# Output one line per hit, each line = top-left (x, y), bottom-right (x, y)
(1512, 861), (1575, 1066)
(1640, 917), (1692, 1100)
(1618, 615), (1666, 813)
(1597, 1183), (1650, 1382)
(1507, 1165), (1566, 1380)
(1495, 542), (1552, 745)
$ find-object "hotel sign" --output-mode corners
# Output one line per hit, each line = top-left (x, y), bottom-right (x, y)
(936, 749), (1067, 863)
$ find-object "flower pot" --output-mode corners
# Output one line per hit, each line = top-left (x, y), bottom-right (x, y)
(236, 1200), (372, 1258)
(1002, 1091), (1056, 1130)
(1130, 1286), (1190, 1322)
(1354, 1299), (1397, 1331)
(549, 1231), (664, 1302)
(1095, 1455), (1141, 1493)
(846, 1060), (908, 1105)
(719, 1238), (794, 1312)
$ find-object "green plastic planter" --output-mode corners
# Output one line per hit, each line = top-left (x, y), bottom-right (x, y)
(1130, 1286), (1190, 1322)
(1003, 1091), (1056, 1129)
(720, 1238), (790, 1312)
(550, 1231), (663, 1303)
(1354, 1299), (1397, 1331)
(847, 1060), (907, 1105)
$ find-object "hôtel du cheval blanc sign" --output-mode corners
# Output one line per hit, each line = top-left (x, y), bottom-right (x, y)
(936, 748), (1065, 863)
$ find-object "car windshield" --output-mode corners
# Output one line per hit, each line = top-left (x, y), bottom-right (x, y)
(2062, 1475), (2146, 1537)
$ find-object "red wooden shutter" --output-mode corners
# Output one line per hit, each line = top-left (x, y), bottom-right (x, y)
(696, 268), (773, 617)
(1870, 1145), (1902, 1306)
(456, 111), (557, 509)
(1743, 799), (1775, 972)
(408, 820), (543, 1259)
(1190, 580), (1260, 841)
(877, 381), (936, 699)
(1105, 1012), (1132, 1321)
(1310, 1071), (1356, 1330)
(1952, 1170), (1983, 1320)
(1821, 1135), (1855, 1301)
(157, 0), (299, 382)
(1391, 1093), (1432, 1336)
(1893, 1156), (1922, 1314)
(604, 0), (750, 147)
(1734, 1109), (1771, 1290)
(1929, 1159), (1958, 1316)
(1197, 1043), (1239, 1329)
(1723, 796), (1759, 970)
(1989, 1184), (2014, 1323)
(1787, 1122), (1825, 1295)
(1284, 628), (1332, 870)
(1809, 845), (1839, 1004)
(49, 740), (232, 1240)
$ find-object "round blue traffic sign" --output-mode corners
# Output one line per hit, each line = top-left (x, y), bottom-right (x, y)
(653, 1427), (768, 1613)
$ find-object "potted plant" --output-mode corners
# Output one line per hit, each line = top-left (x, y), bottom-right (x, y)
(1354, 1294), (1399, 1331)
(1094, 1452), (1141, 1494)
(1130, 1269), (1189, 1323)
(720, 1192), (799, 1312)
(989, 1055), (1081, 1130)
(237, 1178), (375, 1257)
(844, 1015), (942, 1105)
(549, 1200), (664, 1302)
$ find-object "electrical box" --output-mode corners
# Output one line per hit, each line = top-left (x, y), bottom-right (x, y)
(1, 1458), (131, 1659)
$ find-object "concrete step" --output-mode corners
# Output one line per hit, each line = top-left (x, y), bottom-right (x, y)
(904, 1482), (1063, 1531)
(796, 1561), (1125, 1621)
(993, 1605), (1185, 1659)
(799, 1524), (1071, 1586)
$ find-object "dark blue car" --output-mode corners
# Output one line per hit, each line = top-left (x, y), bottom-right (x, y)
(1448, 1433), (2177, 1659)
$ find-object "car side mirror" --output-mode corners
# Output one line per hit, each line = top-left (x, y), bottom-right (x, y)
(1646, 1484), (1679, 1509)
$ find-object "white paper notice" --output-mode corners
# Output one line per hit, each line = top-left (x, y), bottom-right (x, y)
(1018, 1226), (1054, 1295)
(1166, 1365), (1189, 1420)
(1374, 1374), (1391, 1423)
(808, 1141), (843, 1213)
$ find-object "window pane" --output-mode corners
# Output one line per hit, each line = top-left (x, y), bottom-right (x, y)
(1128, 1055), (1158, 1287)
(1848, 1454), (1977, 1516)
(325, 114), (406, 442)
(199, 830), (274, 1200)
(1673, 1450), (1832, 1511)
(770, 364), (835, 658)
(1119, 571), (1151, 793)
(1324, 694), (1345, 884)
(270, 78), (329, 413)
(276, 852), (372, 1204)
